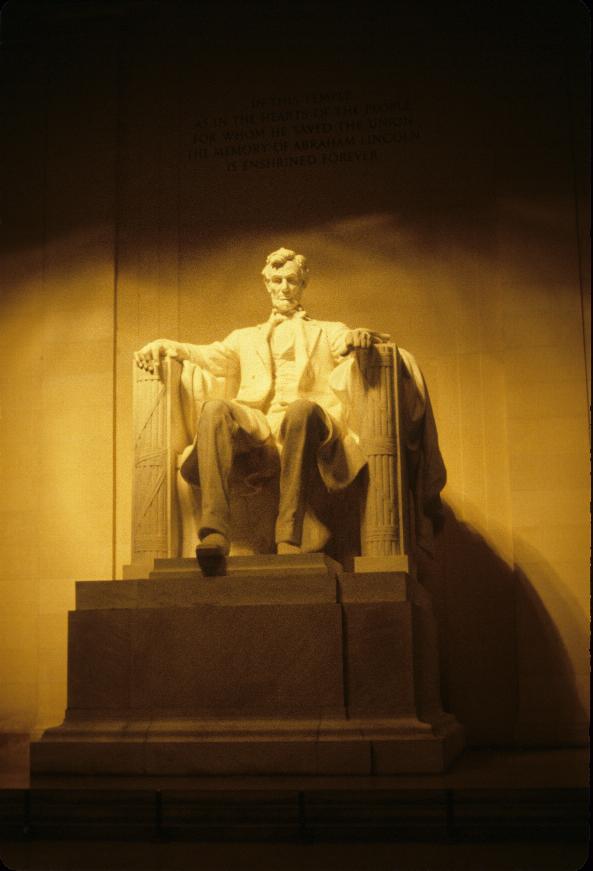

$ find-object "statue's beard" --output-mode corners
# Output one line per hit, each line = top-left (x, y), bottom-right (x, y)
(271, 298), (301, 314)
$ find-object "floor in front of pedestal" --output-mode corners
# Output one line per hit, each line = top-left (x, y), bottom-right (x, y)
(0, 740), (589, 870)
(0, 838), (589, 871)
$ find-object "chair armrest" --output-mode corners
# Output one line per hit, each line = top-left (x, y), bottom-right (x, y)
(351, 343), (411, 568)
(131, 356), (188, 564)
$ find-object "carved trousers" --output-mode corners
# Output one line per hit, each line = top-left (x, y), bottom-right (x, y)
(197, 398), (329, 546)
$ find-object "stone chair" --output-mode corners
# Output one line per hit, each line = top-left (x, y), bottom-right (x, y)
(127, 344), (413, 577)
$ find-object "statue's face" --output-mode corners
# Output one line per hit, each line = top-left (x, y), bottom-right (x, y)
(265, 263), (304, 314)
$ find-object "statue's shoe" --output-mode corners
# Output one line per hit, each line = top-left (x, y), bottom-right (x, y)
(199, 532), (230, 554)
(196, 532), (229, 576)
(276, 542), (301, 555)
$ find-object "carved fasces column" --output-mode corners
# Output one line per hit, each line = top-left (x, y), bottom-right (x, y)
(131, 356), (188, 567)
(354, 344), (410, 572)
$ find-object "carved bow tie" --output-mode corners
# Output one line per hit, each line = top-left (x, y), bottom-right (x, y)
(268, 307), (308, 325)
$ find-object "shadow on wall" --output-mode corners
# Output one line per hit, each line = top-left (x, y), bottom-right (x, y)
(420, 503), (588, 748)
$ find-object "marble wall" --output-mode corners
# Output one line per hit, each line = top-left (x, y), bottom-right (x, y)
(0, 1), (589, 747)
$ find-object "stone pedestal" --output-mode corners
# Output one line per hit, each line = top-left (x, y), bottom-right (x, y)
(31, 556), (464, 776)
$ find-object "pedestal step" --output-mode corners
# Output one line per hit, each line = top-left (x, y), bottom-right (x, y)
(76, 571), (411, 609)
(31, 716), (465, 776)
(12, 750), (591, 843)
(124, 553), (343, 581)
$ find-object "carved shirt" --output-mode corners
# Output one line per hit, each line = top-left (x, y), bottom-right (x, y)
(268, 316), (302, 416)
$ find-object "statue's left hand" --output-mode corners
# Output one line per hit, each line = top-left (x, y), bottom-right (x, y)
(134, 339), (188, 374)
(342, 329), (391, 354)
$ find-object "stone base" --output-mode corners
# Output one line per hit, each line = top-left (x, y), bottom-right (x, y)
(31, 715), (465, 776)
(354, 554), (410, 574)
(123, 553), (344, 581)
(31, 556), (465, 776)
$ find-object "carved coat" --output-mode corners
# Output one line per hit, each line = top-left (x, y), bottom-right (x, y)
(178, 318), (447, 554)
(179, 317), (368, 492)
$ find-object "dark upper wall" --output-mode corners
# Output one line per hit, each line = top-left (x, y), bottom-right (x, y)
(1, 0), (589, 251)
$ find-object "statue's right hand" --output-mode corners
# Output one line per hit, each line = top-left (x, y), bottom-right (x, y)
(134, 339), (185, 373)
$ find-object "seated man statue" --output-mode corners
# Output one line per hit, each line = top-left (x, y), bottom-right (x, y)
(134, 247), (388, 561)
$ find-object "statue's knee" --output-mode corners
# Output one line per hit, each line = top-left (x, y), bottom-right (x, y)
(283, 399), (318, 429)
(199, 399), (232, 430)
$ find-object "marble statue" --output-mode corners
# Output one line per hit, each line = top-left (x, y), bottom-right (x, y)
(135, 248), (389, 554)
(134, 247), (392, 559)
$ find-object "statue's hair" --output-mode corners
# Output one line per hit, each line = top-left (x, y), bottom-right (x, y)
(261, 247), (309, 288)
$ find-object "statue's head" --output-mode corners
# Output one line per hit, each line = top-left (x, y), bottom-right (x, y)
(262, 247), (309, 314)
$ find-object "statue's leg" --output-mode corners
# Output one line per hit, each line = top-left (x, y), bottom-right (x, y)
(276, 399), (329, 547)
(196, 399), (240, 547)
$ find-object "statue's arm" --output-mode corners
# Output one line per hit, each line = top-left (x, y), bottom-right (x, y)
(325, 321), (391, 360)
(134, 331), (240, 377)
